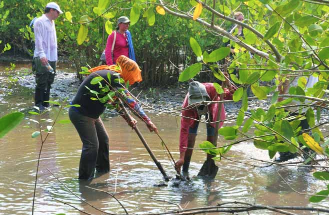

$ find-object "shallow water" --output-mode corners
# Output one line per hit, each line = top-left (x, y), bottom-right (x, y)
(0, 63), (328, 214)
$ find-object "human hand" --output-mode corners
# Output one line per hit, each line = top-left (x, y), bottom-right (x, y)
(40, 57), (48, 66)
(128, 117), (137, 128)
(146, 121), (158, 134)
(175, 158), (184, 173)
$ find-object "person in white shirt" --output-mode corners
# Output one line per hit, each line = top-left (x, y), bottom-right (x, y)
(33, 2), (62, 111)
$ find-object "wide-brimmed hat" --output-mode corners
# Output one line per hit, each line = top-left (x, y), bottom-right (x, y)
(46, 2), (63, 14)
(188, 81), (210, 105)
(117, 16), (130, 25)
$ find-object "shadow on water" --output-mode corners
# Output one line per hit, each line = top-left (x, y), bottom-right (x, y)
(1, 64), (329, 214)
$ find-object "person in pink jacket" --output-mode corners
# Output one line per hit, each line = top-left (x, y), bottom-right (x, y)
(105, 16), (136, 65)
(175, 81), (226, 175)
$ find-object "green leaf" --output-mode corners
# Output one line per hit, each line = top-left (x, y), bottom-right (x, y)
(275, 0), (300, 17)
(246, 72), (260, 84)
(213, 83), (224, 94)
(308, 24), (323, 37)
(251, 85), (267, 100)
(29, 111), (39, 115)
(91, 76), (104, 85)
(147, 8), (155, 26)
(236, 110), (245, 126)
(254, 139), (271, 150)
(199, 141), (219, 156)
(318, 47), (329, 61)
(58, 119), (71, 124)
(295, 15), (318, 27)
(178, 63), (202, 82)
(105, 20), (112, 35)
(313, 171), (329, 180)
(266, 105), (276, 121)
(79, 15), (90, 24)
(233, 88), (243, 102)
(242, 89), (248, 111)
(218, 126), (238, 140)
(32, 131), (40, 138)
(264, 22), (281, 40)
(190, 37), (202, 57)
(0, 112), (24, 138)
(98, 0), (110, 8)
(306, 108), (315, 127)
(268, 142), (290, 152)
(130, 5), (140, 26)
(309, 190), (329, 203)
(244, 28), (257, 44)
(281, 120), (294, 140)
(242, 117), (253, 133)
(261, 70), (277, 82)
(271, 91), (279, 104)
(77, 25), (88, 45)
(207, 47), (230, 62)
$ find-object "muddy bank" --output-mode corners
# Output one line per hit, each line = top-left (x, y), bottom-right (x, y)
(13, 70), (265, 120)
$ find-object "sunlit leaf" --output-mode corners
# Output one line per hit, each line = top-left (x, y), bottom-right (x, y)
(91, 76), (104, 85)
(207, 47), (230, 62)
(105, 20), (112, 35)
(246, 72), (260, 84)
(199, 141), (219, 156)
(295, 15), (318, 27)
(28, 111), (39, 115)
(193, 3), (202, 20)
(130, 5), (140, 26)
(0, 112), (24, 138)
(213, 83), (224, 94)
(147, 9), (155, 26)
(233, 87), (243, 102)
(218, 126), (238, 140)
(77, 25), (88, 45)
(251, 85), (267, 100)
(58, 119), (71, 124)
(32, 131), (40, 138)
(242, 117), (253, 133)
(178, 63), (202, 82)
(98, 0), (110, 9)
(266, 105), (276, 121)
(156, 6), (165, 15)
(302, 133), (324, 155)
(236, 110), (245, 126)
(65, 12), (72, 23)
(190, 37), (202, 57)
(79, 15), (90, 24)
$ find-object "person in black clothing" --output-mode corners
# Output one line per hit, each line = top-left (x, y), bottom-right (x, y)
(69, 69), (158, 180)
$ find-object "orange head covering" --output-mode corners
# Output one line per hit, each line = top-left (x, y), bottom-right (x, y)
(116, 55), (142, 85)
(87, 55), (142, 86)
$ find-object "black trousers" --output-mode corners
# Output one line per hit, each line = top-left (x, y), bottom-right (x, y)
(34, 58), (56, 107)
(69, 108), (110, 180)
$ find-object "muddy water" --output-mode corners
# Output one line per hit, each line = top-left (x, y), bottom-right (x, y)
(1, 63), (328, 214)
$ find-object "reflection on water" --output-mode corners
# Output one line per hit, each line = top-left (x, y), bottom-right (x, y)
(1, 65), (328, 214)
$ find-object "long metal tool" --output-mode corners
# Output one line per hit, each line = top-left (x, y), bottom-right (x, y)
(118, 99), (170, 181)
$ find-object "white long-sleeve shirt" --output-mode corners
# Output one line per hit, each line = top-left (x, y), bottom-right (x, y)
(33, 14), (58, 61)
